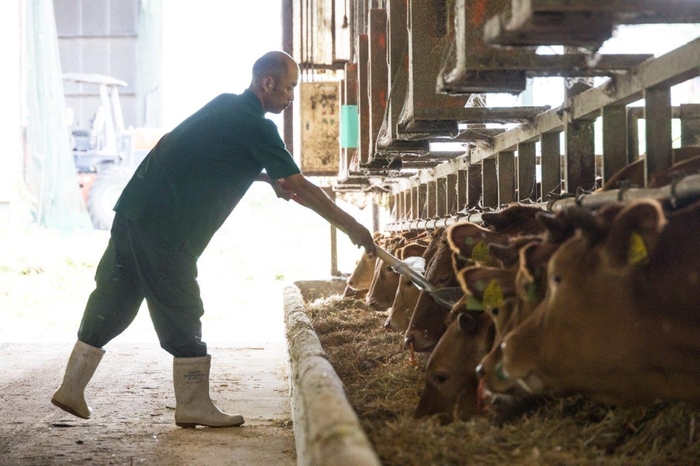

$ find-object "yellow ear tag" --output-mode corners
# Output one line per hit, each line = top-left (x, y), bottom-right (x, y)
(482, 279), (504, 309)
(471, 240), (490, 263)
(628, 231), (648, 265)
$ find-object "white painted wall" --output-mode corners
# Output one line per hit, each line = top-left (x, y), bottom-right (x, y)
(0, 0), (23, 223)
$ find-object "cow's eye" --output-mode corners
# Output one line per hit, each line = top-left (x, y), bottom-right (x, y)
(552, 275), (562, 284)
(434, 373), (449, 384)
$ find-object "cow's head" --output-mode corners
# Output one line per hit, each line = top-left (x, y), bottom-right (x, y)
(405, 230), (461, 352)
(414, 311), (494, 423)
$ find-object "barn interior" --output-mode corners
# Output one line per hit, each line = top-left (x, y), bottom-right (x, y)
(2, 1), (700, 465)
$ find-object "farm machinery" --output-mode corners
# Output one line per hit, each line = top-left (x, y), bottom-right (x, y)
(63, 73), (165, 230)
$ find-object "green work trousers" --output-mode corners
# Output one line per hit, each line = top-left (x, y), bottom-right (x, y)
(78, 213), (207, 357)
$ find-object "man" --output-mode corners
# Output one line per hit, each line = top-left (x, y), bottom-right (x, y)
(52, 51), (376, 428)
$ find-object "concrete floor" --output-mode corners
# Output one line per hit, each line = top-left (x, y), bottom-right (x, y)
(0, 340), (296, 466)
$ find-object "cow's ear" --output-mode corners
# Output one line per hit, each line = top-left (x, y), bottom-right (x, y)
(401, 242), (427, 259)
(481, 206), (514, 230)
(457, 266), (486, 299)
(537, 211), (573, 244)
(457, 312), (478, 334)
(489, 242), (521, 267)
(457, 266), (515, 301)
(605, 200), (666, 266)
(566, 207), (606, 244)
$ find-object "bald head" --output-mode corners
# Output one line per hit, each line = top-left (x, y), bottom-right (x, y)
(251, 51), (298, 87)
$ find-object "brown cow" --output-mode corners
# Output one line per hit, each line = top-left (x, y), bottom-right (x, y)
(405, 205), (549, 353)
(481, 204), (547, 237)
(343, 232), (384, 298)
(404, 228), (464, 352)
(366, 234), (405, 311)
(501, 199), (700, 405)
(383, 242), (429, 333)
(414, 310), (494, 423)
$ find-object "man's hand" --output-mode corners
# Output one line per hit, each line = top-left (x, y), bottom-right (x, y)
(269, 179), (295, 201)
(346, 222), (376, 256)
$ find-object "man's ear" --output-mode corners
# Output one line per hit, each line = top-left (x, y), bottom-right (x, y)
(262, 76), (274, 92)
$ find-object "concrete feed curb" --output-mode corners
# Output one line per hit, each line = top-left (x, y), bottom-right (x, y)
(283, 284), (381, 466)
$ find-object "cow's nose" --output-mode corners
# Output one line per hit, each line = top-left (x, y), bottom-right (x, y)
(404, 333), (415, 349)
(475, 363), (485, 379)
(383, 320), (393, 332)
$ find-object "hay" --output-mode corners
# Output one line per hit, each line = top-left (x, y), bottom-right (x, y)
(306, 296), (700, 465)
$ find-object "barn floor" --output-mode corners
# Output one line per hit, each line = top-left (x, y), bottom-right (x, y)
(0, 340), (296, 465)
(0, 223), (302, 465)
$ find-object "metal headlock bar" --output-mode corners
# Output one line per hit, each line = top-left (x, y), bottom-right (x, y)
(384, 174), (700, 232)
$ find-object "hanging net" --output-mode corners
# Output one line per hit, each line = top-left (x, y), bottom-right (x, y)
(24, 0), (92, 232)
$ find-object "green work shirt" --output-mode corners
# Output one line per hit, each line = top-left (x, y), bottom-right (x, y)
(114, 89), (301, 258)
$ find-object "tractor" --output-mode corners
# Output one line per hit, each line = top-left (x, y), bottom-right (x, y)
(63, 73), (165, 230)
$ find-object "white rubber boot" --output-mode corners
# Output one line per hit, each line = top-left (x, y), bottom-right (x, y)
(51, 340), (105, 419)
(173, 355), (245, 428)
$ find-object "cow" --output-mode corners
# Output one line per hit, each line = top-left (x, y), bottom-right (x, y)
(383, 241), (429, 333)
(343, 232), (384, 298)
(500, 199), (700, 405)
(649, 153), (700, 189)
(405, 204), (549, 353)
(366, 233), (406, 312)
(481, 204), (547, 237)
(413, 310), (494, 423)
(411, 207), (573, 422)
(404, 228), (464, 352)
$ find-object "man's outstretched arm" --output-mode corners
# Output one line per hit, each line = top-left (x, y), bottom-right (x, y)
(281, 173), (376, 255)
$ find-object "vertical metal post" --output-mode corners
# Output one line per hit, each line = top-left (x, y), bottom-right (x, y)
(467, 164), (482, 208)
(540, 132), (561, 198)
(446, 173), (457, 214)
(627, 107), (640, 161)
(602, 105), (628, 185)
(457, 169), (468, 210)
(411, 185), (419, 219)
(357, 34), (370, 164)
(564, 119), (596, 193)
(681, 104), (700, 147)
(482, 158), (498, 208)
(517, 142), (536, 201)
(436, 177), (447, 217)
(426, 181), (437, 217)
(418, 184), (427, 218)
(368, 9), (388, 160)
(645, 85), (673, 184)
(372, 199), (380, 234)
(326, 188), (339, 276)
(497, 151), (515, 205)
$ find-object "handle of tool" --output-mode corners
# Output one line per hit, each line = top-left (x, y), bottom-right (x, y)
(291, 193), (432, 291)
(374, 246), (437, 293)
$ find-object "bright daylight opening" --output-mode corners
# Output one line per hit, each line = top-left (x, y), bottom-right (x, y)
(2, 1), (373, 346)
